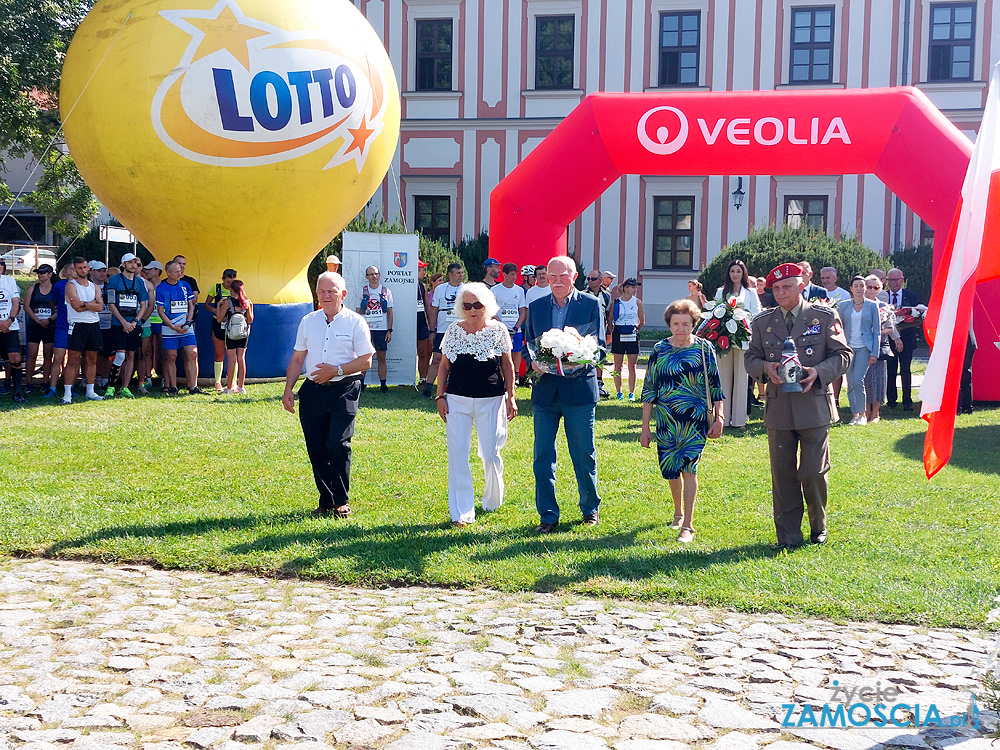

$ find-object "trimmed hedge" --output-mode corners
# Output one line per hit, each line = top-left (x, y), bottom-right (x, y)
(698, 225), (891, 296)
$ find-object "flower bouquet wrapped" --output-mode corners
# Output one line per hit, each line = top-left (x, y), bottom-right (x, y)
(696, 296), (752, 354)
(893, 303), (928, 331)
(527, 326), (604, 378)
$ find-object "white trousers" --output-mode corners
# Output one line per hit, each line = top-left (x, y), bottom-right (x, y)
(446, 394), (508, 523)
(716, 347), (749, 428)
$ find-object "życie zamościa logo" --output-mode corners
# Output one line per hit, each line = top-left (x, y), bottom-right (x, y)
(153, 0), (387, 171)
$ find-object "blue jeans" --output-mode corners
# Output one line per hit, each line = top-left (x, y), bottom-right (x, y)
(533, 395), (601, 523)
(846, 346), (871, 414)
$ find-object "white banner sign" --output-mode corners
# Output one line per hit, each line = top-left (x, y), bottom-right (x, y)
(342, 231), (418, 386)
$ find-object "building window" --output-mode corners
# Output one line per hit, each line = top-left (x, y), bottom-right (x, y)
(415, 196), (451, 245)
(785, 196), (828, 232)
(920, 220), (935, 246)
(658, 12), (700, 87)
(928, 3), (975, 81)
(652, 197), (695, 269)
(789, 6), (835, 83)
(535, 16), (575, 90)
(415, 19), (453, 91)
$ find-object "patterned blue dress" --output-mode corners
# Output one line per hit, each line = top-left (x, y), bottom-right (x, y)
(641, 338), (725, 479)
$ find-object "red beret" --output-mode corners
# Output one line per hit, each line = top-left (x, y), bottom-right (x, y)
(765, 262), (804, 288)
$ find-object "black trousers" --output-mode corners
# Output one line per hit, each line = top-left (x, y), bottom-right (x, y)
(886, 345), (915, 407)
(298, 377), (362, 510)
(959, 337), (976, 413)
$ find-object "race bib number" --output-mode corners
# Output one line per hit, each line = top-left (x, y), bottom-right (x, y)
(416, 298), (425, 313)
(170, 300), (187, 315)
(35, 307), (52, 320)
(118, 292), (139, 314)
(365, 311), (388, 330)
(499, 307), (519, 326)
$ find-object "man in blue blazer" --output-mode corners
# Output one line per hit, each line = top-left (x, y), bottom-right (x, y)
(884, 268), (921, 412)
(522, 256), (606, 533)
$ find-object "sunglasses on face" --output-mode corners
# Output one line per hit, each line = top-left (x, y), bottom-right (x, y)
(462, 301), (484, 310)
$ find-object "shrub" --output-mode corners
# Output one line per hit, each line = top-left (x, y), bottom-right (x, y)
(699, 225), (889, 296)
(888, 243), (933, 305)
(454, 231), (490, 281)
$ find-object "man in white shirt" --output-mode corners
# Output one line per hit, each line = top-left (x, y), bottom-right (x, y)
(63, 256), (106, 403)
(357, 265), (393, 393)
(524, 265), (551, 305)
(284, 272), (375, 517)
(0, 258), (25, 402)
(424, 262), (465, 398)
(491, 262), (528, 379)
(819, 267), (851, 304)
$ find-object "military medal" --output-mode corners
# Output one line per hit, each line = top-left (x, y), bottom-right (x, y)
(806, 347), (814, 356)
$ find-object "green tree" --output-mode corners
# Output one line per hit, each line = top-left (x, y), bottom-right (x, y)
(0, 0), (99, 238)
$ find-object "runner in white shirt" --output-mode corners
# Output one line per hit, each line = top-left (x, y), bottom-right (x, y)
(491, 262), (528, 379)
(357, 265), (394, 393)
(525, 265), (551, 305)
(424, 262), (465, 398)
(0, 258), (24, 402)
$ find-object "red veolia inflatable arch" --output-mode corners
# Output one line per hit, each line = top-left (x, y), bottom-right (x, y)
(489, 88), (1000, 400)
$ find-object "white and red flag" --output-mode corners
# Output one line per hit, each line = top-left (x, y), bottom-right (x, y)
(921, 62), (1000, 478)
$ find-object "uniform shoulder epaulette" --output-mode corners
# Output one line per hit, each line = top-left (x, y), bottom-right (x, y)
(752, 309), (772, 322)
(811, 304), (835, 316)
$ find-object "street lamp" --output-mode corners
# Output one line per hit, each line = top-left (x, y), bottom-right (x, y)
(732, 176), (746, 211)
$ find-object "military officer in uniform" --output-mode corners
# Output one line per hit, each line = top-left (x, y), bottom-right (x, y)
(745, 263), (851, 550)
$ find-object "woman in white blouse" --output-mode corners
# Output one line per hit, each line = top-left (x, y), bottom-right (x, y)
(713, 259), (761, 428)
(436, 283), (517, 526)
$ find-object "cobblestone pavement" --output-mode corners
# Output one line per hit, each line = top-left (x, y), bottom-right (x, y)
(0, 558), (994, 750)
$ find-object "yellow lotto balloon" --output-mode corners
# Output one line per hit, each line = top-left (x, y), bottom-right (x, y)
(61, 0), (400, 304)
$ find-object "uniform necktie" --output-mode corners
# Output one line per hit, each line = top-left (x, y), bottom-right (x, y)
(785, 311), (794, 331)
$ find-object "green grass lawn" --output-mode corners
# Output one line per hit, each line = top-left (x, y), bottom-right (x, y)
(0, 379), (996, 628)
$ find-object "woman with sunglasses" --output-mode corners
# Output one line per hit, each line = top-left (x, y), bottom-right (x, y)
(24, 264), (58, 392)
(435, 282), (517, 527)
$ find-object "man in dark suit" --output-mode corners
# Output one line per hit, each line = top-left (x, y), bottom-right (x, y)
(799, 261), (828, 301)
(522, 256), (606, 533)
(745, 263), (851, 550)
(884, 268), (920, 412)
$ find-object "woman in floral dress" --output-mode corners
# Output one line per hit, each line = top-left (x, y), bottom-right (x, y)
(640, 299), (725, 543)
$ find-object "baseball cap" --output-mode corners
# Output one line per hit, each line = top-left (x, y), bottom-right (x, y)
(120, 253), (139, 263)
(622, 277), (641, 287)
(326, 254), (341, 265)
(418, 260), (429, 268)
(602, 271), (616, 279)
(146, 260), (164, 271)
(483, 258), (500, 267)
(36, 264), (54, 274)
(89, 260), (108, 270)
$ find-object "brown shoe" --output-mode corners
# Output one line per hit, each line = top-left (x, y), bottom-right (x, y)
(311, 507), (333, 517)
(334, 505), (352, 517)
(536, 522), (558, 534)
(582, 512), (599, 527)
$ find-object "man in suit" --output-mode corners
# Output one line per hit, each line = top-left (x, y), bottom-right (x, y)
(799, 261), (828, 301)
(884, 268), (920, 412)
(745, 263), (851, 550)
(523, 256), (606, 533)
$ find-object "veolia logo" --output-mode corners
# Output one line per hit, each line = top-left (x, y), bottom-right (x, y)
(637, 106), (690, 155)
(638, 105), (852, 154)
(151, 0), (388, 169)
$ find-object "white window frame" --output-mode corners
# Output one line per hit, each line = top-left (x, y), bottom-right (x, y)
(648, 0), (709, 90)
(918, 0), (984, 84)
(405, 1), (461, 95)
(780, 0), (844, 86)
(642, 176), (704, 271)
(775, 177), (837, 235)
(525, 0), (582, 92)
(404, 177), (459, 247)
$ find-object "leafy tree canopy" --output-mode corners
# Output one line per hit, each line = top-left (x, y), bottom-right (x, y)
(0, 0), (98, 238)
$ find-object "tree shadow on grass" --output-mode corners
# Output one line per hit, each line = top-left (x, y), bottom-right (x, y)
(40, 512), (774, 591)
(894, 424), (1000, 475)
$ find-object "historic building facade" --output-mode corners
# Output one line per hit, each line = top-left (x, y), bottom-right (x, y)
(356, 0), (996, 306)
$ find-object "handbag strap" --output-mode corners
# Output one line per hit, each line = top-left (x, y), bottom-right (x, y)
(700, 339), (712, 428)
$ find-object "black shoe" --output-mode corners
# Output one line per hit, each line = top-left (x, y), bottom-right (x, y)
(167, 386), (178, 395)
(810, 531), (828, 545)
(582, 512), (599, 527)
(12, 393), (26, 403)
(887, 403), (897, 410)
(422, 384), (433, 398)
(536, 522), (558, 534)
(903, 404), (914, 412)
(960, 407), (973, 415)
(311, 507), (334, 517)
(598, 387), (610, 399)
(189, 386), (204, 394)
(380, 384), (388, 393)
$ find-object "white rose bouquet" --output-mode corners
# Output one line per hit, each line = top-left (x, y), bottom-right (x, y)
(527, 327), (604, 378)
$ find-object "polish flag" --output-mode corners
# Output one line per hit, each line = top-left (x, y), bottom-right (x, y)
(921, 62), (1000, 478)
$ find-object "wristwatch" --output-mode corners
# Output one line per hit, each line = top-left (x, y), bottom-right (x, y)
(386, 328), (393, 332)
(337, 364), (344, 377)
